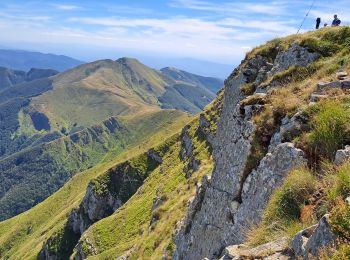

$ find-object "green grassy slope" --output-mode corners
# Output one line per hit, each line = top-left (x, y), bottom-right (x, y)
(31, 58), (222, 130)
(70, 93), (223, 259)
(0, 110), (191, 259)
(77, 120), (213, 259)
(0, 110), (190, 220)
(0, 56), (222, 220)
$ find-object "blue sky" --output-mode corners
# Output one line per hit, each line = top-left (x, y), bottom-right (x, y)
(0, 0), (349, 65)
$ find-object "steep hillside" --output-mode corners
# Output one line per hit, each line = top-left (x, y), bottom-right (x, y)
(0, 49), (83, 72)
(0, 57), (220, 220)
(0, 118), (187, 259)
(173, 26), (350, 259)
(0, 92), (222, 259)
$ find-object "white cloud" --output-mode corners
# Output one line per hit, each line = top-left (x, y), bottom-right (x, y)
(52, 4), (81, 11)
(169, 0), (289, 15)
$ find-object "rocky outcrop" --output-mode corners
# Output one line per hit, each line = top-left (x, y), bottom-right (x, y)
(40, 149), (164, 259)
(180, 126), (200, 177)
(268, 44), (319, 76)
(174, 115), (306, 259)
(69, 150), (163, 235)
(173, 43), (316, 259)
(73, 238), (97, 260)
(68, 184), (123, 234)
(291, 214), (337, 258)
(279, 112), (310, 142)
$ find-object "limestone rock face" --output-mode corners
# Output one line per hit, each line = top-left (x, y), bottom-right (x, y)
(180, 125), (200, 177)
(68, 184), (122, 234)
(173, 43), (316, 260)
(279, 112), (310, 142)
(268, 44), (319, 76)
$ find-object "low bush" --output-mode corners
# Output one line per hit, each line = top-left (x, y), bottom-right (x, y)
(264, 168), (317, 222)
(248, 168), (316, 246)
(306, 100), (349, 160)
(327, 162), (350, 202)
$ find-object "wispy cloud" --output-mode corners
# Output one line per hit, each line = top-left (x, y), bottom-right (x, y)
(169, 0), (289, 15)
(51, 4), (81, 11)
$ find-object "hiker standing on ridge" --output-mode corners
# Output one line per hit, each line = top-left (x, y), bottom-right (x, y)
(332, 14), (341, 27)
(316, 17), (321, 29)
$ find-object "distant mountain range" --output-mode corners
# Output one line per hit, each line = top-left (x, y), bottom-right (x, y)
(0, 48), (234, 78)
(0, 57), (223, 220)
(0, 49), (83, 72)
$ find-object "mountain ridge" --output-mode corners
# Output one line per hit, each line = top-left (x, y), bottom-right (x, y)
(0, 57), (221, 220)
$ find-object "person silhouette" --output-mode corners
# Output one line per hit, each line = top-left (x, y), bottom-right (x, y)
(332, 14), (341, 27)
(316, 17), (321, 29)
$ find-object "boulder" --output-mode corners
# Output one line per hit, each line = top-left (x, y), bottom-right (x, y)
(291, 215), (337, 258)
(291, 225), (317, 257)
(334, 145), (350, 165)
(221, 238), (290, 259)
(317, 81), (342, 91)
(346, 197), (350, 205)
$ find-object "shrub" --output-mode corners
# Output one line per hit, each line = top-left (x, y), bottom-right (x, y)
(248, 168), (316, 246)
(327, 162), (350, 202)
(307, 100), (349, 160)
(329, 200), (350, 240)
(264, 168), (317, 222)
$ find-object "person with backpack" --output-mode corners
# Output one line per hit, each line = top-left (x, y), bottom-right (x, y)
(316, 17), (321, 29)
(332, 14), (341, 27)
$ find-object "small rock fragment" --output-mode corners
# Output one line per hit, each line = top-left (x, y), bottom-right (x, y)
(334, 145), (350, 165)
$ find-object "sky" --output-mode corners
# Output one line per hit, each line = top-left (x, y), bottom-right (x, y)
(0, 0), (349, 66)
